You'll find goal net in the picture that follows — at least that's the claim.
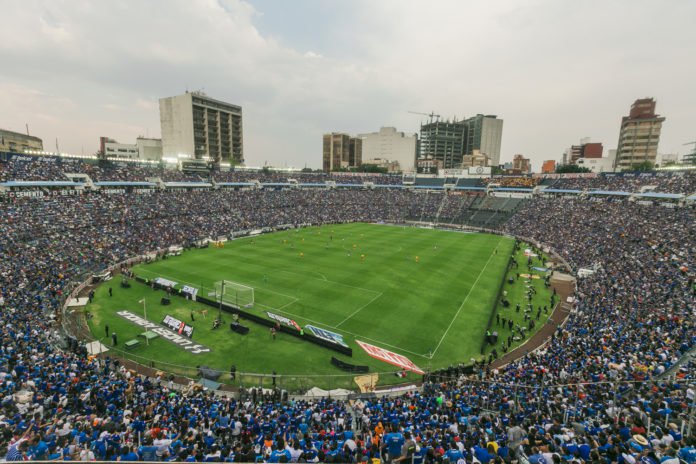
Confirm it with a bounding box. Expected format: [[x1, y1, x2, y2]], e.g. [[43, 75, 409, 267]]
[[213, 280, 255, 308]]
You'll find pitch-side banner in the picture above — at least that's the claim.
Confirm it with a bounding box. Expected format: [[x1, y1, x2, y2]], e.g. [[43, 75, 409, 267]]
[[305, 325, 349, 348], [356, 340, 424, 375], [266, 312, 301, 331]]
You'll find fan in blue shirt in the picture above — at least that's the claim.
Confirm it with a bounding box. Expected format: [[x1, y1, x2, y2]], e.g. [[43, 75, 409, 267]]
[[384, 429, 405, 461], [445, 442, 464, 463]]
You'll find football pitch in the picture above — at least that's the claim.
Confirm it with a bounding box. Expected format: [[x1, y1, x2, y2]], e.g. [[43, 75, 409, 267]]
[[86, 223, 552, 389]]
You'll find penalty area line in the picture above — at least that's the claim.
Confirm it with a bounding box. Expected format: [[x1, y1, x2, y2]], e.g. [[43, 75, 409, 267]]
[[335, 292, 384, 328], [428, 237, 504, 359]]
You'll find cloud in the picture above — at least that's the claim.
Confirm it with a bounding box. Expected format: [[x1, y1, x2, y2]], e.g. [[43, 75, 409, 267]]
[[0, 0, 694, 169]]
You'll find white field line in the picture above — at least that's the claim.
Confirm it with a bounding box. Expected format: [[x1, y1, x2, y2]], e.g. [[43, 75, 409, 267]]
[[271, 268, 381, 295], [335, 292, 384, 328], [428, 237, 504, 358], [224, 260, 378, 296]]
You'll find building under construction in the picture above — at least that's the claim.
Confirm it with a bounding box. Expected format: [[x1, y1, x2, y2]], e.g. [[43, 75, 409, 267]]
[[419, 119, 467, 169]]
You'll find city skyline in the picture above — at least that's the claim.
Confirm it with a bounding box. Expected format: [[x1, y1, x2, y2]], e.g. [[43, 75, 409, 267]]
[[0, 0, 694, 170]]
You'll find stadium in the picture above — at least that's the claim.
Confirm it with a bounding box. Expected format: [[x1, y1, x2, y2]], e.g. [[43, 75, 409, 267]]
[[0, 153, 694, 462]]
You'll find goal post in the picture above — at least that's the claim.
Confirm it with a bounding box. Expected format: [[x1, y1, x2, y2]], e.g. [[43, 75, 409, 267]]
[[214, 280, 255, 308]]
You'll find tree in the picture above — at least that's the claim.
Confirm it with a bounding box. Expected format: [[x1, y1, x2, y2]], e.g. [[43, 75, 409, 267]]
[[556, 164, 591, 174], [628, 161, 654, 172], [357, 164, 388, 173]]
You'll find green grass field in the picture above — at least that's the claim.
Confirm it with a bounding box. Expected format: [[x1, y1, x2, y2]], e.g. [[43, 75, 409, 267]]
[[86, 223, 552, 390]]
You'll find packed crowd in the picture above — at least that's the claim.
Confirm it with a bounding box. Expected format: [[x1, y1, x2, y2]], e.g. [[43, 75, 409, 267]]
[[0, 157, 403, 185], [0, 186, 694, 462], [212, 171, 403, 185], [3, 155, 696, 194], [546, 173, 696, 194], [67, 163, 204, 183], [483, 178, 539, 188], [0, 156, 70, 182]]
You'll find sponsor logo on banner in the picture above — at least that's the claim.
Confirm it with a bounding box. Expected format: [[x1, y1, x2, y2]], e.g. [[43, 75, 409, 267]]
[[116, 311, 209, 354], [266, 312, 301, 331], [162, 314, 195, 338], [305, 325, 349, 348], [154, 277, 177, 288], [181, 285, 198, 299], [356, 340, 424, 375]]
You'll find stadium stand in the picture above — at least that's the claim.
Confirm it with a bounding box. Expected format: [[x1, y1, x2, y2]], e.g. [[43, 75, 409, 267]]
[[0, 155, 694, 462], [546, 172, 696, 195], [414, 177, 445, 188], [456, 178, 486, 188]]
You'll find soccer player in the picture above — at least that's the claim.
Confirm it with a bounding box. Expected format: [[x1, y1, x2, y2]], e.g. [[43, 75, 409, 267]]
[[415, 256, 420, 263], [361, 254, 365, 262]]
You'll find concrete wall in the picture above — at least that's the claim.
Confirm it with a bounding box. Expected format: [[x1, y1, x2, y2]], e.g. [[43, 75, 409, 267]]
[[159, 94, 195, 158], [480, 117, 503, 166]]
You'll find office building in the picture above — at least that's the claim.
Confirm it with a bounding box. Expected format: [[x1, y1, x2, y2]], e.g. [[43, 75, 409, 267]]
[[100, 137, 163, 161], [322, 133, 362, 172], [358, 127, 417, 172], [461, 150, 490, 169], [575, 157, 615, 173], [464, 114, 503, 166], [419, 119, 466, 169], [565, 138, 603, 164], [615, 98, 664, 169], [541, 160, 556, 174], [512, 154, 531, 173], [159, 91, 243, 164], [0, 128, 43, 153]]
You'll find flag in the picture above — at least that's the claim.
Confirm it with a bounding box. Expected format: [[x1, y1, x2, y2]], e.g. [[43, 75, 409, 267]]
[[138, 299, 145, 303]]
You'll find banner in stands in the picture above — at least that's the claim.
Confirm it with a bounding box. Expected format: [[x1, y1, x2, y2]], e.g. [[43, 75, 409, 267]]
[[356, 340, 424, 374], [116, 311, 210, 354], [162, 314, 195, 338], [468, 166, 492, 176], [533, 172, 598, 179], [305, 325, 349, 348], [266, 312, 301, 331], [490, 191, 533, 199]]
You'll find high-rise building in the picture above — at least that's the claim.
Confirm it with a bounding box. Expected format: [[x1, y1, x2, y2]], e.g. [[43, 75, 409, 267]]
[[464, 114, 503, 166], [512, 154, 531, 173], [541, 160, 556, 174], [0, 128, 43, 153], [419, 119, 466, 169], [683, 143, 696, 166], [615, 98, 664, 170], [358, 127, 417, 172], [159, 91, 243, 164], [322, 133, 362, 172], [565, 139, 603, 164]]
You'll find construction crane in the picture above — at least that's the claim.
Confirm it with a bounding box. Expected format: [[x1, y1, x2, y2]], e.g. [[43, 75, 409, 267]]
[[408, 111, 441, 125]]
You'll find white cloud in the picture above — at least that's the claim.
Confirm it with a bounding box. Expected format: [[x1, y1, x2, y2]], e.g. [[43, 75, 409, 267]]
[[0, 0, 694, 169]]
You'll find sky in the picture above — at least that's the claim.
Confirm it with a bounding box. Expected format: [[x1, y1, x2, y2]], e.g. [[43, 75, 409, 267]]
[[0, 0, 694, 171]]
